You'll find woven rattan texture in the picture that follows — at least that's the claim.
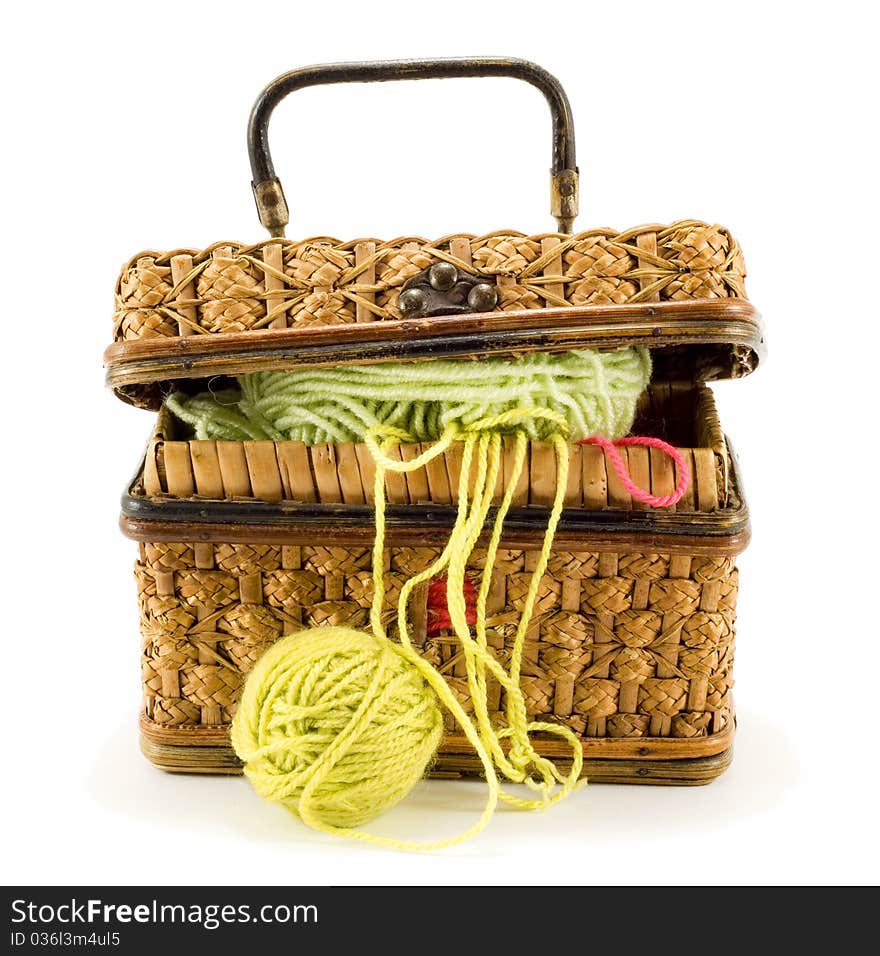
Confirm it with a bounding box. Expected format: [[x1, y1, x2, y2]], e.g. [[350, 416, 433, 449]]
[[137, 541, 736, 741], [145, 383, 728, 511], [114, 222, 746, 340]]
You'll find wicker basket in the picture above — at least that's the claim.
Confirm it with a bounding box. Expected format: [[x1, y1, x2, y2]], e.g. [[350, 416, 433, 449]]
[[107, 59, 763, 786]]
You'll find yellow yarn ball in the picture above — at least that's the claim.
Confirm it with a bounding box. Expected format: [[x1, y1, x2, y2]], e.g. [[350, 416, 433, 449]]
[[231, 627, 443, 830]]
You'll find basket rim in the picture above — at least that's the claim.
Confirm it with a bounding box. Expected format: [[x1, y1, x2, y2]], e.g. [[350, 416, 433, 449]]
[[105, 299, 764, 410], [122, 439, 750, 552], [139, 714, 735, 763]]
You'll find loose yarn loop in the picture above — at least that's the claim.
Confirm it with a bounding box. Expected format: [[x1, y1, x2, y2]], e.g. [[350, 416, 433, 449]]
[[165, 347, 652, 444], [580, 435, 690, 508]]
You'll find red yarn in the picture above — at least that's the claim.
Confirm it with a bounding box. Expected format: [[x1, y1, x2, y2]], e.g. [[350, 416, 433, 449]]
[[578, 435, 690, 508], [426, 576, 478, 635]]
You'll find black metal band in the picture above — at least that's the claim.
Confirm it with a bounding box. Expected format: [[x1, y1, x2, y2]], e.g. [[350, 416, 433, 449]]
[[121, 493, 749, 539], [248, 57, 577, 183]]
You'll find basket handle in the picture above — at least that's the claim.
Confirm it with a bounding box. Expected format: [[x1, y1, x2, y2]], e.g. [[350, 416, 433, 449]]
[[248, 57, 579, 238]]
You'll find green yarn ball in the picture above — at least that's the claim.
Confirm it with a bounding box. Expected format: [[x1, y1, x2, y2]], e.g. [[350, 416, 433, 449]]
[[166, 347, 652, 445], [231, 627, 443, 831]]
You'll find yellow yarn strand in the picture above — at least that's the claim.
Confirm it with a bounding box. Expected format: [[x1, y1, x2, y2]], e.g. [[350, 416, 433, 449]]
[[370, 408, 584, 844], [231, 406, 586, 850]]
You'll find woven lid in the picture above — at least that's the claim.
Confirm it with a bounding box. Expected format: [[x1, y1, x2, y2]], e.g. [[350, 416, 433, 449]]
[[104, 224, 763, 410], [105, 60, 763, 408]]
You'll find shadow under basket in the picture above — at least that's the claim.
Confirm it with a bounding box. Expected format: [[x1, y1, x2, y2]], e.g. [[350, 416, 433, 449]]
[[123, 380, 745, 784]]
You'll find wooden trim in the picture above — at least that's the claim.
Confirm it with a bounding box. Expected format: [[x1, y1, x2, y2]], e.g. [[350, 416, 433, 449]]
[[108, 299, 760, 362], [140, 738, 733, 785], [106, 299, 764, 407], [431, 748, 733, 785], [442, 726, 732, 761], [139, 718, 734, 783], [141, 715, 732, 759]]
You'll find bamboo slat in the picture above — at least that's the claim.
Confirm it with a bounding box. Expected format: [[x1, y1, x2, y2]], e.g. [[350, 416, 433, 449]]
[[144, 384, 729, 510]]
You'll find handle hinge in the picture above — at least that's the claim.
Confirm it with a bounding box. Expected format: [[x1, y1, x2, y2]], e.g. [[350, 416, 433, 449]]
[[252, 178, 289, 238], [551, 169, 579, 234]]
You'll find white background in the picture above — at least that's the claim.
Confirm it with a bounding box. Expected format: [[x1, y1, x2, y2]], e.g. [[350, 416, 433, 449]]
[[1, 0, 878, 886]]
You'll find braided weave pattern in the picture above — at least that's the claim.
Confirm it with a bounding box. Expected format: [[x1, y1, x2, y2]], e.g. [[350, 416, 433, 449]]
[[113, 222, 746, 340], [137, 542, 736, 741]]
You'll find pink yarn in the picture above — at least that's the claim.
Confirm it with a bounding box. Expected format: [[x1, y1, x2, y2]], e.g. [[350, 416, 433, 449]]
[[578, 435, 690, 508]]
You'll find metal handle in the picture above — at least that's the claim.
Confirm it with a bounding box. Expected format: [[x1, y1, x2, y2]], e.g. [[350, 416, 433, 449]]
[[248, 57, 579, 237]]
